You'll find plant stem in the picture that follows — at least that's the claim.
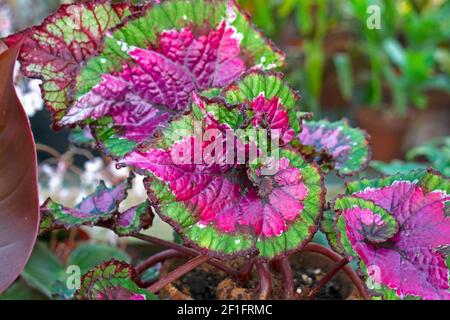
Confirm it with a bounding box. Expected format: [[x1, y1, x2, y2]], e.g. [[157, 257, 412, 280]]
[[303, 243, 370, 300], [237, 260, 254, 284], [132, 233, 240, 277], [49, 230, 57, 252], [278, 257, 295, 299], [304, 257, 349, 300], [255, 261, 272, 300], [136, 249, 186, 275], [132, 233, 192, 254], [147, 254, 211, 294]]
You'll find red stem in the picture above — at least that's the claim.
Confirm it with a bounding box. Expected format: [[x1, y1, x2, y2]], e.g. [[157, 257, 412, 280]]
[[237, 260, 254, 284], [136, 249, 186, 275], [255, 261, 272, 300], [148, 255, 211, 294], [305, 257, 349, 299], [303, 243, 370, 300], [132, 233, 240, 277], [278, 257, 295, 299]]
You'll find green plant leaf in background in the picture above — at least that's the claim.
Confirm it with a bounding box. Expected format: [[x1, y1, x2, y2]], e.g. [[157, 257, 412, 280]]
[[334, 53, 354, 101], [0, 279, 46, 300], [12, 242, 131, 300], [370, 159, 427, 175], [67, 243, 131, 275], [406, 137, 450, 177], [20, 242, 66, 299], [371, 136, 450, 177]]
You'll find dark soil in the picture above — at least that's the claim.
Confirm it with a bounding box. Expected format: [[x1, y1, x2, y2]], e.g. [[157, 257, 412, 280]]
[[175, 267, 224, 300], [164, 256, 351, 300], [293, 267, 343, 300]]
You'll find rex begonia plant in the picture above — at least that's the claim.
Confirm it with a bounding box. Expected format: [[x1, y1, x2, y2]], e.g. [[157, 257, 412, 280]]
[[0, 0, 448, 300]]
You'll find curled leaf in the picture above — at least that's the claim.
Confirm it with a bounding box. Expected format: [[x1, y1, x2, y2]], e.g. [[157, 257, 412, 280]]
[[0, 43, 39, 293], [74, 260, 156, 300], [334, 169, 450, 300], [40, 178, 132, 233], [222, 71, 303, 139], [334, 196, 399, 244], [114, 200, 154, 236], [298, 119, 370, 176], [319, 210, 342, 254]]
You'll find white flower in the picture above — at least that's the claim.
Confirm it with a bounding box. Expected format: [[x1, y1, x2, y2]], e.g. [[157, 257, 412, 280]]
[[0, 5, 11, 37], [13, 62, 44, 117], [108, 161, 129, 179]]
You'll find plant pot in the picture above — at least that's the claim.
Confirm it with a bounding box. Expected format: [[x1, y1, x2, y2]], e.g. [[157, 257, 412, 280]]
[[324, 29, 353, 56], [289, 251, 360, 300], [356, 108, 409, 162], [158, 258, 283, 300], [403, 90, 450, 150]]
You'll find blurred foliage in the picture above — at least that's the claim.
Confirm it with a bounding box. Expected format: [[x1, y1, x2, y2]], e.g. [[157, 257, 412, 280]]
[[240, 0, 450, 117], [406, 136, 450, 176], [371, 159, 427, 175], [1, 241, 131, 300], [371, 136, 450, 176], [346, 0, 450, 116]]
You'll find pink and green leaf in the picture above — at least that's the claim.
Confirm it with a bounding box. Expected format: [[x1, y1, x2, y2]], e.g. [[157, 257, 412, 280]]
[[40, 178, 131, 233], [298, 119, 370, 176], [74, 260, 157, 300], [75, 0, 284, 98], [320, 210, 343, 254], [119, 106, 324, 260], [222, 71, 302, 138], [3, 1, 133, 122], [334, 196, 399, 244], [334, 169, 450, 300], [114, 200, 154, 236], [66, 0, 284, 158]]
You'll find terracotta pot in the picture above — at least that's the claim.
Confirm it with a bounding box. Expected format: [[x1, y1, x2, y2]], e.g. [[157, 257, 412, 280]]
[[324, 29, 353, 56], [426, 89, 450, 108], [356, 108, 409, 162]]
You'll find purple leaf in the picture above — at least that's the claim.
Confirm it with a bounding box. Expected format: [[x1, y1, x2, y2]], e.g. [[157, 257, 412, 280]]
[[60, 20, 246, 143], [64, 0, 284, 158], [0, 43, 40, 293], [298, 120, 370, 176], [334, 170, 450, 299], [222, 71, 303, 137], [115, 200, 154, 236], [40, 178, 132, 233]]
